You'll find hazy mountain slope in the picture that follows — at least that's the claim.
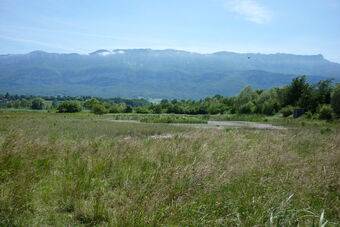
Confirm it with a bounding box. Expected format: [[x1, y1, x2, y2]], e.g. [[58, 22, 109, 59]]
[[0, 49, 339, 99]]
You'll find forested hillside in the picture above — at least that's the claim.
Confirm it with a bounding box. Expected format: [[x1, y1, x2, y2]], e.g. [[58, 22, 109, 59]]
[[1, 49, 339, 99]]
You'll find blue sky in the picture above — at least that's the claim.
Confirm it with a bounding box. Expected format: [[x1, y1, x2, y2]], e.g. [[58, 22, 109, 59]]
[[1, 0, 340, 62]]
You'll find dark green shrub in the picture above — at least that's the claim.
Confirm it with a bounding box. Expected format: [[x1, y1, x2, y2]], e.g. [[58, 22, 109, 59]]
[[320, 127, 332, 134], [31, 98, 44, 110], [109, 105, 121, 113], [92, 104, 108, 115], [318, 104, 334, 120], [57, 102, 82, 113], [135, 107, 149, 114], [304, 111, 313, 119], [280, 105, 294, 117], [83, 98, 100, 109], [261, 101, 277, 115], [239, 102, 255, 114], [312, 113, 320, 120], [148, 104, 162, 114], [331, 83, 340, 115], [124, 105, 133, 113]]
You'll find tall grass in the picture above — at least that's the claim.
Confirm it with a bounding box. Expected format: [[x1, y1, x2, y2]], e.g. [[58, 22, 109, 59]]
[[108, 113, 208, 124], [0, 112, 339, 226], [209, 114, 268, 122]]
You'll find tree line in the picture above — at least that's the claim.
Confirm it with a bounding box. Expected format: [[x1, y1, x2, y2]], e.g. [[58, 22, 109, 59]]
[[0, 94, 149, 109], [1, 76, 340, 119]]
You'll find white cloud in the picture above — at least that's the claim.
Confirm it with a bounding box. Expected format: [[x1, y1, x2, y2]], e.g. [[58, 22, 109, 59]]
[[224, 0, 272, 24], [99, 50, 125, 56]]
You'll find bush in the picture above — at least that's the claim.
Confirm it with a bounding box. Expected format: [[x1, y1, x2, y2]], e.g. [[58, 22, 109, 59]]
[[57, 102, 82, 113], [83, 98, 100, 109], [238, 102, 256, 114], [312, 113, 319, 120], [318, 104, 334, 120], [124, 105, 133, 113], [109, 105, 121, 113], [320, 127, 332, 134], [261, 102, 276, 115], [304, 111, 313, 119], [135, 107, 149, 114], [280, 105, 294, 117], [31, 98, 44, 110], [92, 104, 108, 114], [331, 83, 340, 115]]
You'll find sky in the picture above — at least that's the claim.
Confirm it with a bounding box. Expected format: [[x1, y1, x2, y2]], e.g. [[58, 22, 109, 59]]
[[1, 0, 340, 62]]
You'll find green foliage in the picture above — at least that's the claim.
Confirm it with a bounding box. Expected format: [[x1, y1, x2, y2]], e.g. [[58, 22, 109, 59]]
[[83, 98, 100, 109], [331, 83, 340, 115], [259, 100, 280, 115], [320, 127, 332, 134], [124, 105, 133, 113], [135, 107, 150, 114], [284, 75, 309, 106], [209, 114, 266, 122], [148, 104, 162, 114], [57, 102, 82, 113], [239, 101, 256, 114], [31, 98, 44, 110], [304, 111, 313, 119], [0, 76, 338, 119], [91, 103, 108, 115], [280, 105, 294, 117], [51, 100, 60, 109], [108, 105, 122, 113], [318, 104, 334, 120], [234, 86, 258, 112]]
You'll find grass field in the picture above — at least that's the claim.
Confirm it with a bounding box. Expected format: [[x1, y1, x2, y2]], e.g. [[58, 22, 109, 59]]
[[0, 112, 339, 226], [108, 113, 208, 124]]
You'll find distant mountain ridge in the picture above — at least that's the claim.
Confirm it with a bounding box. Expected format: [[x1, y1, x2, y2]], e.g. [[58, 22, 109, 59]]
[[0, 49, 339, 99]]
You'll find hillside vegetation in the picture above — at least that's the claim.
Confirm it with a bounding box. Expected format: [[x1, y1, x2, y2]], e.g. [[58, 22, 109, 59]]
[[1, 49, 340, 98]]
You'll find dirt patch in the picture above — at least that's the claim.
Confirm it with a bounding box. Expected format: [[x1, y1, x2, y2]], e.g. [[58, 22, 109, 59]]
[[107, 119, 286, 130], [206, 121, 286, 130], [149, 134, 174, 139]]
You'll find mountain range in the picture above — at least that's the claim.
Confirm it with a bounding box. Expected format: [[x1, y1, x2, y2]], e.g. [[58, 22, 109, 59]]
[[1, 49, 340, 99]]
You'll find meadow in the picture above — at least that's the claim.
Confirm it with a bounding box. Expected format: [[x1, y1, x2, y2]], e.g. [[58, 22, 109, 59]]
[[0, 112, 339, 226]]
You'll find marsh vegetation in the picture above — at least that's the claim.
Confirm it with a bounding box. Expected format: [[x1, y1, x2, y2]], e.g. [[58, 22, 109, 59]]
[[0, 112, 339, 226]]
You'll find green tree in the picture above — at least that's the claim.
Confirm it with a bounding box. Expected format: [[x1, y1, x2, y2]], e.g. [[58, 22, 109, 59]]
[[318, 104, 334, 120], [234, 86, 258, 113], [315, 79, 333, 104], [124, 105, 133, 113], [149, 104, 162, 114], [160, 99, 169, 104], [20, 100, 31, 109], [109, 105, 121, 113], [239, 101, 256, 114], [83, 98, 100, 109], [57, 102, 82, 113], [331, 83, 340, 115], [31, 98, 44, 110], [135, 107, 149, 114], [51, 100, 60, 109], [280, 105, 294, 117], [284, 76, 309, 106], [92, 103, 108, 114]]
